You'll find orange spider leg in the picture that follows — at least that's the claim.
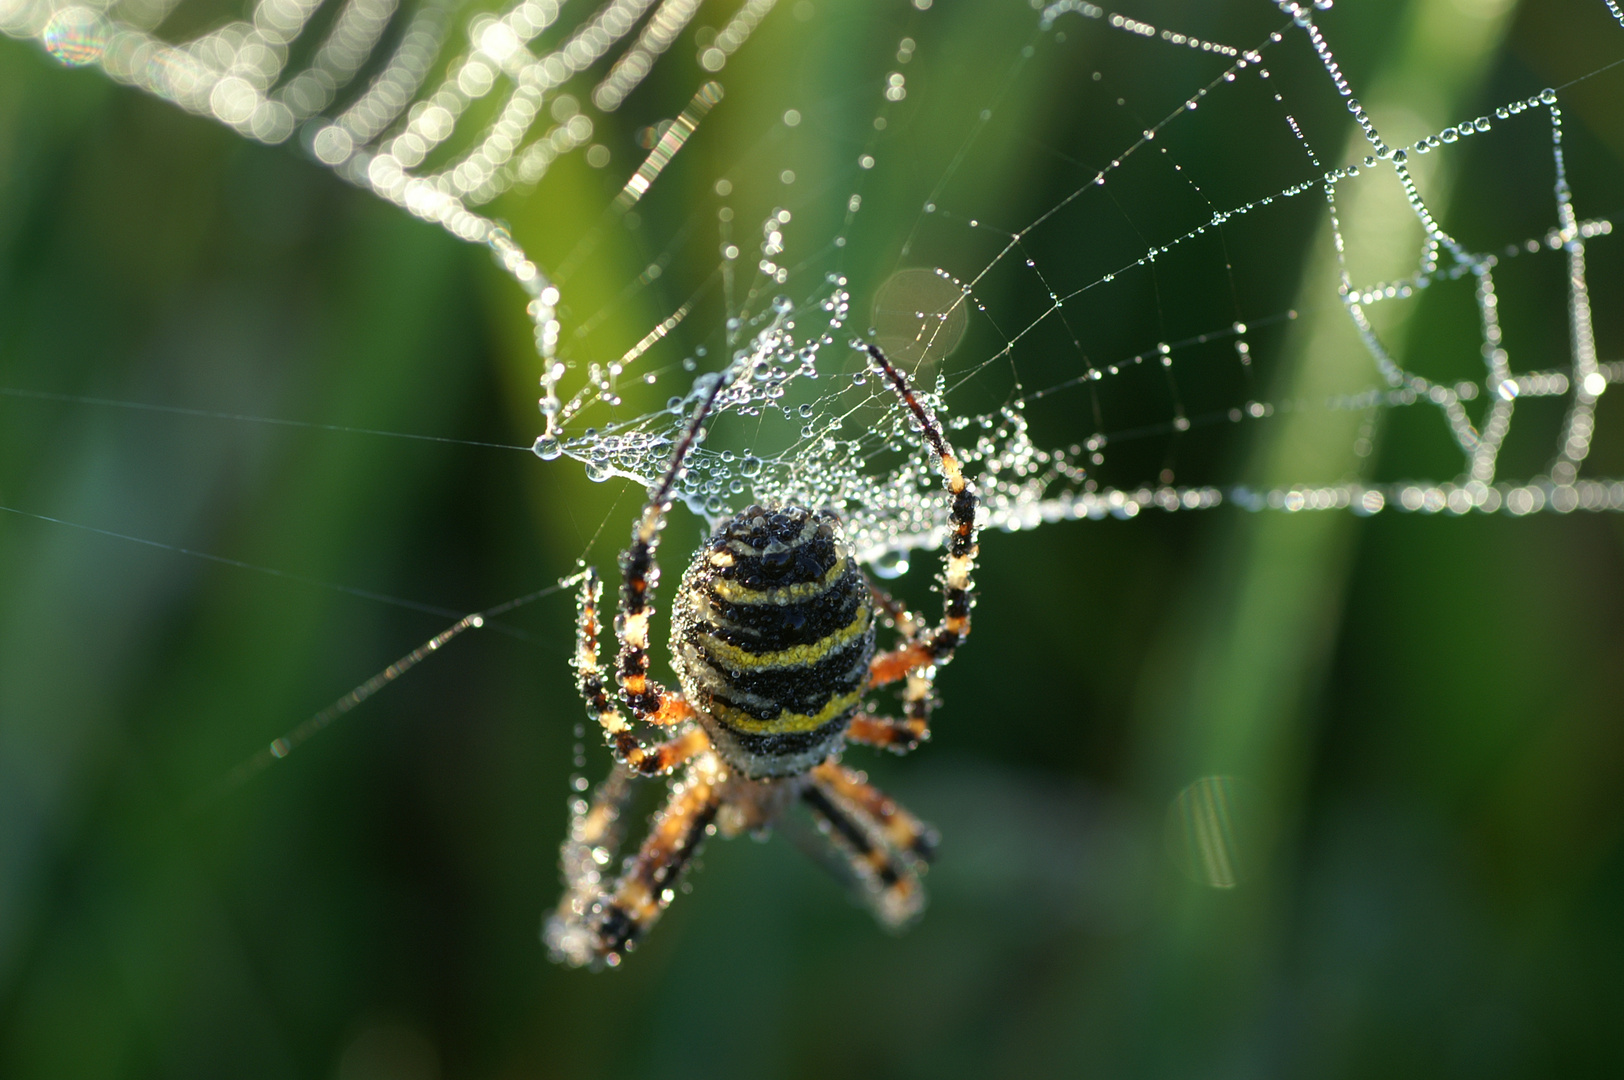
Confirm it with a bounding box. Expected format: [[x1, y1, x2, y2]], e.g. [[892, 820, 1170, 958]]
[[812, 760, 938, 860], [855, 577, 933, 751], [866, 574, 925, 639], [802, 762, 934, 928], [861, 344, 980, 697], [575, 568, 700, 774], [846, 711, 930, 755], [544, 764, 634, 965], [547, 756, 723, 968]]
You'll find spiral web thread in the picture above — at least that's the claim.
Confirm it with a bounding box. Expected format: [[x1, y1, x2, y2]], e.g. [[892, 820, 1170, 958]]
[[6, 0, 1624, 569]]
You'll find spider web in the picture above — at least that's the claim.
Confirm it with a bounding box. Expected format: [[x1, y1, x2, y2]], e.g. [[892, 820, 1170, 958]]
[[506, 0, 1624, 560], [2, 2, 1622, 1056], [5, 0, 1622, 580]]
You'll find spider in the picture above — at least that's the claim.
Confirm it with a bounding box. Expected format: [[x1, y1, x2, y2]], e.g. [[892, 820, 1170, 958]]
[[543, 343, 979, 968]]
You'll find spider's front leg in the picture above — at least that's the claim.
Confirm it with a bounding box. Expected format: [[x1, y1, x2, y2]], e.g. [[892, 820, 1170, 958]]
[[548, 755, 724, 968], [861, 343, 981, 724], [575, 567, 703, 775], [612, 501, 696, 725]]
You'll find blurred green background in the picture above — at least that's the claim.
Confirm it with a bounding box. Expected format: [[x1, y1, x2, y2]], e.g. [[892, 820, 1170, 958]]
[[3, 0, 1624, 1076]]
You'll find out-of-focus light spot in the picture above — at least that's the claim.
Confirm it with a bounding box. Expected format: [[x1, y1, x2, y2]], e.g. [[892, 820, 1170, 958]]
[[478, 21, 520, 63], [250, 101, 294, 143], [1167, 775, 1247, 889], [210, 76, 259, 125], [313, 125, 355, 164], [457, 59, 495, 97], [871, 267, 970, 380], [43, 7, 107, 67], [336, 1024, 439, 1080], [585, 144, 610, 168], [1451, 0, 1515, 17]]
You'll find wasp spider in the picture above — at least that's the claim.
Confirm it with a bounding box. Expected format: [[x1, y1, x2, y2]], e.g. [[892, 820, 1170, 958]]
[[544, 344, 979, 968]]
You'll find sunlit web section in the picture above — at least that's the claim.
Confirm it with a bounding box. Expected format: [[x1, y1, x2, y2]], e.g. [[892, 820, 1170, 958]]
[[8, 0, 1624, 546], [518, 0, 1624, 556], [3, 0, 764, 405]]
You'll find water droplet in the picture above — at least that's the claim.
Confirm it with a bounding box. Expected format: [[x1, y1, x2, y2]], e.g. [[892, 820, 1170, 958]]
[[871, 549, 910, 579]]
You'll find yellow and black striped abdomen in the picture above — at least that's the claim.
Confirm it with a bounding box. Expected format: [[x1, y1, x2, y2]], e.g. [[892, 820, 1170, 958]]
[[672, 505, 873, 779]]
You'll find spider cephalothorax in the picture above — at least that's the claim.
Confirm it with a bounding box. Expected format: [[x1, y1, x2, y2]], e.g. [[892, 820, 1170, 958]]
[[544, 344, 978, 969]]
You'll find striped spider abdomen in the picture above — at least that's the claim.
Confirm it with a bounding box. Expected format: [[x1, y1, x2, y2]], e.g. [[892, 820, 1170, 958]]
[[671, 505, 875, 779]]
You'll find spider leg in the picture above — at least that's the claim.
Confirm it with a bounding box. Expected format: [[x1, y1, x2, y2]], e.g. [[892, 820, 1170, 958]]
[[612, 505, 683, 720], [546, 755, 724, 968], [611, 362, 740, 724], [846, 711, 930, 755], [865, 575, 925, 642], [855, 575, 937, 751], [813, 760, 937, 861], [801, 760, 934, 928], [863, 343, 980, 680], [575, 567, 700, 774], [544, 763, 635, 965]]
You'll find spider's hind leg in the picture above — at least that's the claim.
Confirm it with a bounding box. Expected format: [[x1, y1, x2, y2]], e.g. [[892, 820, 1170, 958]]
[[801, 760, 937, 929], [546, 756, 724, 969], [545, 763, 636, 965]]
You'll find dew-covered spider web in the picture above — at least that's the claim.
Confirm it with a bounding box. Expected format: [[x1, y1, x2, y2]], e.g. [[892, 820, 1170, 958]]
[[5, 0, 1624, 574]]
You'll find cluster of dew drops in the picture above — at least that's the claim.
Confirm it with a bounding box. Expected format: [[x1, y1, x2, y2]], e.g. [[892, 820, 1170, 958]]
[[523, 248, 1099, 569]]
